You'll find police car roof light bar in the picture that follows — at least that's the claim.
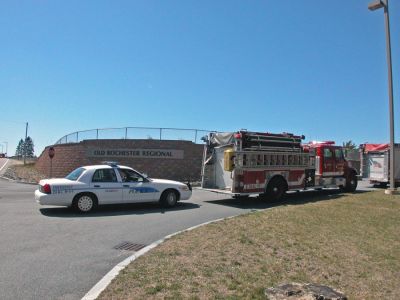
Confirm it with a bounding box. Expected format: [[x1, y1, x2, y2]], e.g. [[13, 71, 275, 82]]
[[102, 161, 119, 167]]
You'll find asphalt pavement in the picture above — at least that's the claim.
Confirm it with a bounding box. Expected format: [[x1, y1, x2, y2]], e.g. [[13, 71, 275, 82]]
[[0, 158, 10, 175], [0, 178, 377, 300]]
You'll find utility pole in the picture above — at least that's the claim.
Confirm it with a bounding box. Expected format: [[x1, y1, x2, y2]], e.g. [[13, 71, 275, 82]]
[[23, 122, 28, 165], [2, 142, 8, 157]]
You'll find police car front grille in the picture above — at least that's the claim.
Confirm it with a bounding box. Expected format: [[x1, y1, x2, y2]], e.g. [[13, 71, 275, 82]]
[[113, 241, 147, 252]]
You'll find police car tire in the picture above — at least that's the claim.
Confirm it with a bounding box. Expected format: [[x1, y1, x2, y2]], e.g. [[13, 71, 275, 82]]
[[160, 189, 178, 208], [73, 193, 97, 213]]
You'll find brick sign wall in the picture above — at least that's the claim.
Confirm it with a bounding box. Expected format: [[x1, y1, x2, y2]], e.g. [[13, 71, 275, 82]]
[[35, 139, 204, 181]]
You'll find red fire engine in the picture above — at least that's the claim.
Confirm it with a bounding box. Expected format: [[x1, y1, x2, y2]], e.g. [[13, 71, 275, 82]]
[[201, 130, 358, 200]]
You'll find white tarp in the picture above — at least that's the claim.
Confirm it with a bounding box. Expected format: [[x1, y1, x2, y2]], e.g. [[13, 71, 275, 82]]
[[210, 132, 235, 147]]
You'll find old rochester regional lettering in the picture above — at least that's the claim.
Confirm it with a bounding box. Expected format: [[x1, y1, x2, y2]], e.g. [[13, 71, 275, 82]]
[[87, 148, 184, 159]]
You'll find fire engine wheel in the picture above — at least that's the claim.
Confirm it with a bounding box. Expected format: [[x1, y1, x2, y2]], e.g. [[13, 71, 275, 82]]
[[264, 177, 287, 202], [344, 173, 358, 192]]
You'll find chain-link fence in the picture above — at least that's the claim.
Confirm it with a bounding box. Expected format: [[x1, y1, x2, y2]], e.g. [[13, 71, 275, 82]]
[[55, 127, 214, 145]]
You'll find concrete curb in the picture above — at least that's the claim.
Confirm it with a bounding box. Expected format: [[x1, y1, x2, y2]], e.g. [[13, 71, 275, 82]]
[[81, 214, 242, 300]]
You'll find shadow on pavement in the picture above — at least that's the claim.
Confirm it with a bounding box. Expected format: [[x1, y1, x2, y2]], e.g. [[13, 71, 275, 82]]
[[205, 189, 371, 210], [40, 201, 200, 218]]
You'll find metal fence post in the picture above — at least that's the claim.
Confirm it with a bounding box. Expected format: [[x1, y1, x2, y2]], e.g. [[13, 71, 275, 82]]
[[194, 130, 198, 144], [159, 128, 162, 140], [76, 132, 79, 143], [96, 129, 99, 140], [125, 127, 128, 139]]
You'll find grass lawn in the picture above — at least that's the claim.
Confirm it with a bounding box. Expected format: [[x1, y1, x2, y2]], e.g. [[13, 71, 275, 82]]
[[99, 190, 400, 300]]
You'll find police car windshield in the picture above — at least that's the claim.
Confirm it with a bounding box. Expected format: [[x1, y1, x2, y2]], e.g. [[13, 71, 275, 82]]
[[65, 167, 86, 181]]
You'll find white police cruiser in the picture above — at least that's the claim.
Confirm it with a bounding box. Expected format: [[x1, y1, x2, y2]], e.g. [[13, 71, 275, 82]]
[[35, 162, 192, 212]]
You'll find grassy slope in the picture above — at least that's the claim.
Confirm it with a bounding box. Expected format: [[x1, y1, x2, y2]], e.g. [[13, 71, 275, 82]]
[[4, 162, 46, 183], [99, 191, 400, 300]]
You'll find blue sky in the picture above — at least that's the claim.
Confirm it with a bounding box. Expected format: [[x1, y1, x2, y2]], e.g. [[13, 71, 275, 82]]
[[0, 1, 399, 155]]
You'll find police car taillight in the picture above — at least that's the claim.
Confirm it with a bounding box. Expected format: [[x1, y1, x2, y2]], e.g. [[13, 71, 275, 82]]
[[41, 184, 51, 194]]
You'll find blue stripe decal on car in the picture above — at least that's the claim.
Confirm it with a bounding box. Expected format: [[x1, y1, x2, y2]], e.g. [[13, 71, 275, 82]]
[[128, 187, 159, 194], [57, 187, 159, 192]]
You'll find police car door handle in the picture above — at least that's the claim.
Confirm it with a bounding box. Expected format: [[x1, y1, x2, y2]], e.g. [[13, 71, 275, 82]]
[[94, 185, 100, 188], [123, 184, 129, 188]]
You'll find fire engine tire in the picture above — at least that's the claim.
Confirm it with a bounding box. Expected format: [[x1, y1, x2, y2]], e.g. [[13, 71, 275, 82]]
[[344, 172, 358, 192], [379, 182, 388, 188], [264, 177, 287, 202]]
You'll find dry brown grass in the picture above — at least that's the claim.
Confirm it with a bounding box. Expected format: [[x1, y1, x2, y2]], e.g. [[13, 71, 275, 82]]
[[99, 191, 400, 300], [4, 163, 46, 183]]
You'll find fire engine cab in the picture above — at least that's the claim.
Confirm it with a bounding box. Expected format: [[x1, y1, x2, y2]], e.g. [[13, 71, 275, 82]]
[[201, 130, 358, 200]]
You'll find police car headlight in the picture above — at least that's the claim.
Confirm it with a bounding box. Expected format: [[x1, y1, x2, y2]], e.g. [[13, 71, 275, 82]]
[[179, 185, 189, 191]]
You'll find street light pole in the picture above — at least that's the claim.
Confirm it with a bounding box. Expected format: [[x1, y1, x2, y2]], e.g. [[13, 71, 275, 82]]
[[368, 0, 396, 194]]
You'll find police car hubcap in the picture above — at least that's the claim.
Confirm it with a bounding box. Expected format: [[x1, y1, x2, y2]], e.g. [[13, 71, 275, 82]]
[[78, 196, 93, 211], [167, 193, 176, 205]]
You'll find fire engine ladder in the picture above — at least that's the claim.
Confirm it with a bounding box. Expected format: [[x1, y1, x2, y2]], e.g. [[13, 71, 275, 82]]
[[240, 132, 302, 152], [234, 151, 312, 169]]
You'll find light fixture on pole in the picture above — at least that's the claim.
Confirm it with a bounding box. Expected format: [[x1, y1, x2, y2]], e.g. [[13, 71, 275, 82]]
[[368, 0, 397, 194], [368, 0, 385, 10]]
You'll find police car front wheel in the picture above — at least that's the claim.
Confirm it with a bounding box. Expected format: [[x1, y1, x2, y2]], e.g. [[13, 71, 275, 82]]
[[160, 190, 178, 208]]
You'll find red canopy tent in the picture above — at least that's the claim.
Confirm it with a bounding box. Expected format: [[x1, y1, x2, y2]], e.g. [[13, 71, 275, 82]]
[[362, 143, 389, 153]]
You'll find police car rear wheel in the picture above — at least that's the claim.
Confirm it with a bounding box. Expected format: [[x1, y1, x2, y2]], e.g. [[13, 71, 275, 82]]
[[74, 194, 96, 213], [160, 190, 178, 208]]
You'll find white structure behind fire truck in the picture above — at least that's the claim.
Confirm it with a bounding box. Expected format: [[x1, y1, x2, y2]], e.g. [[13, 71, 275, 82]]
[[201, 130, 358, 200], [360, 143, 400, 187]]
